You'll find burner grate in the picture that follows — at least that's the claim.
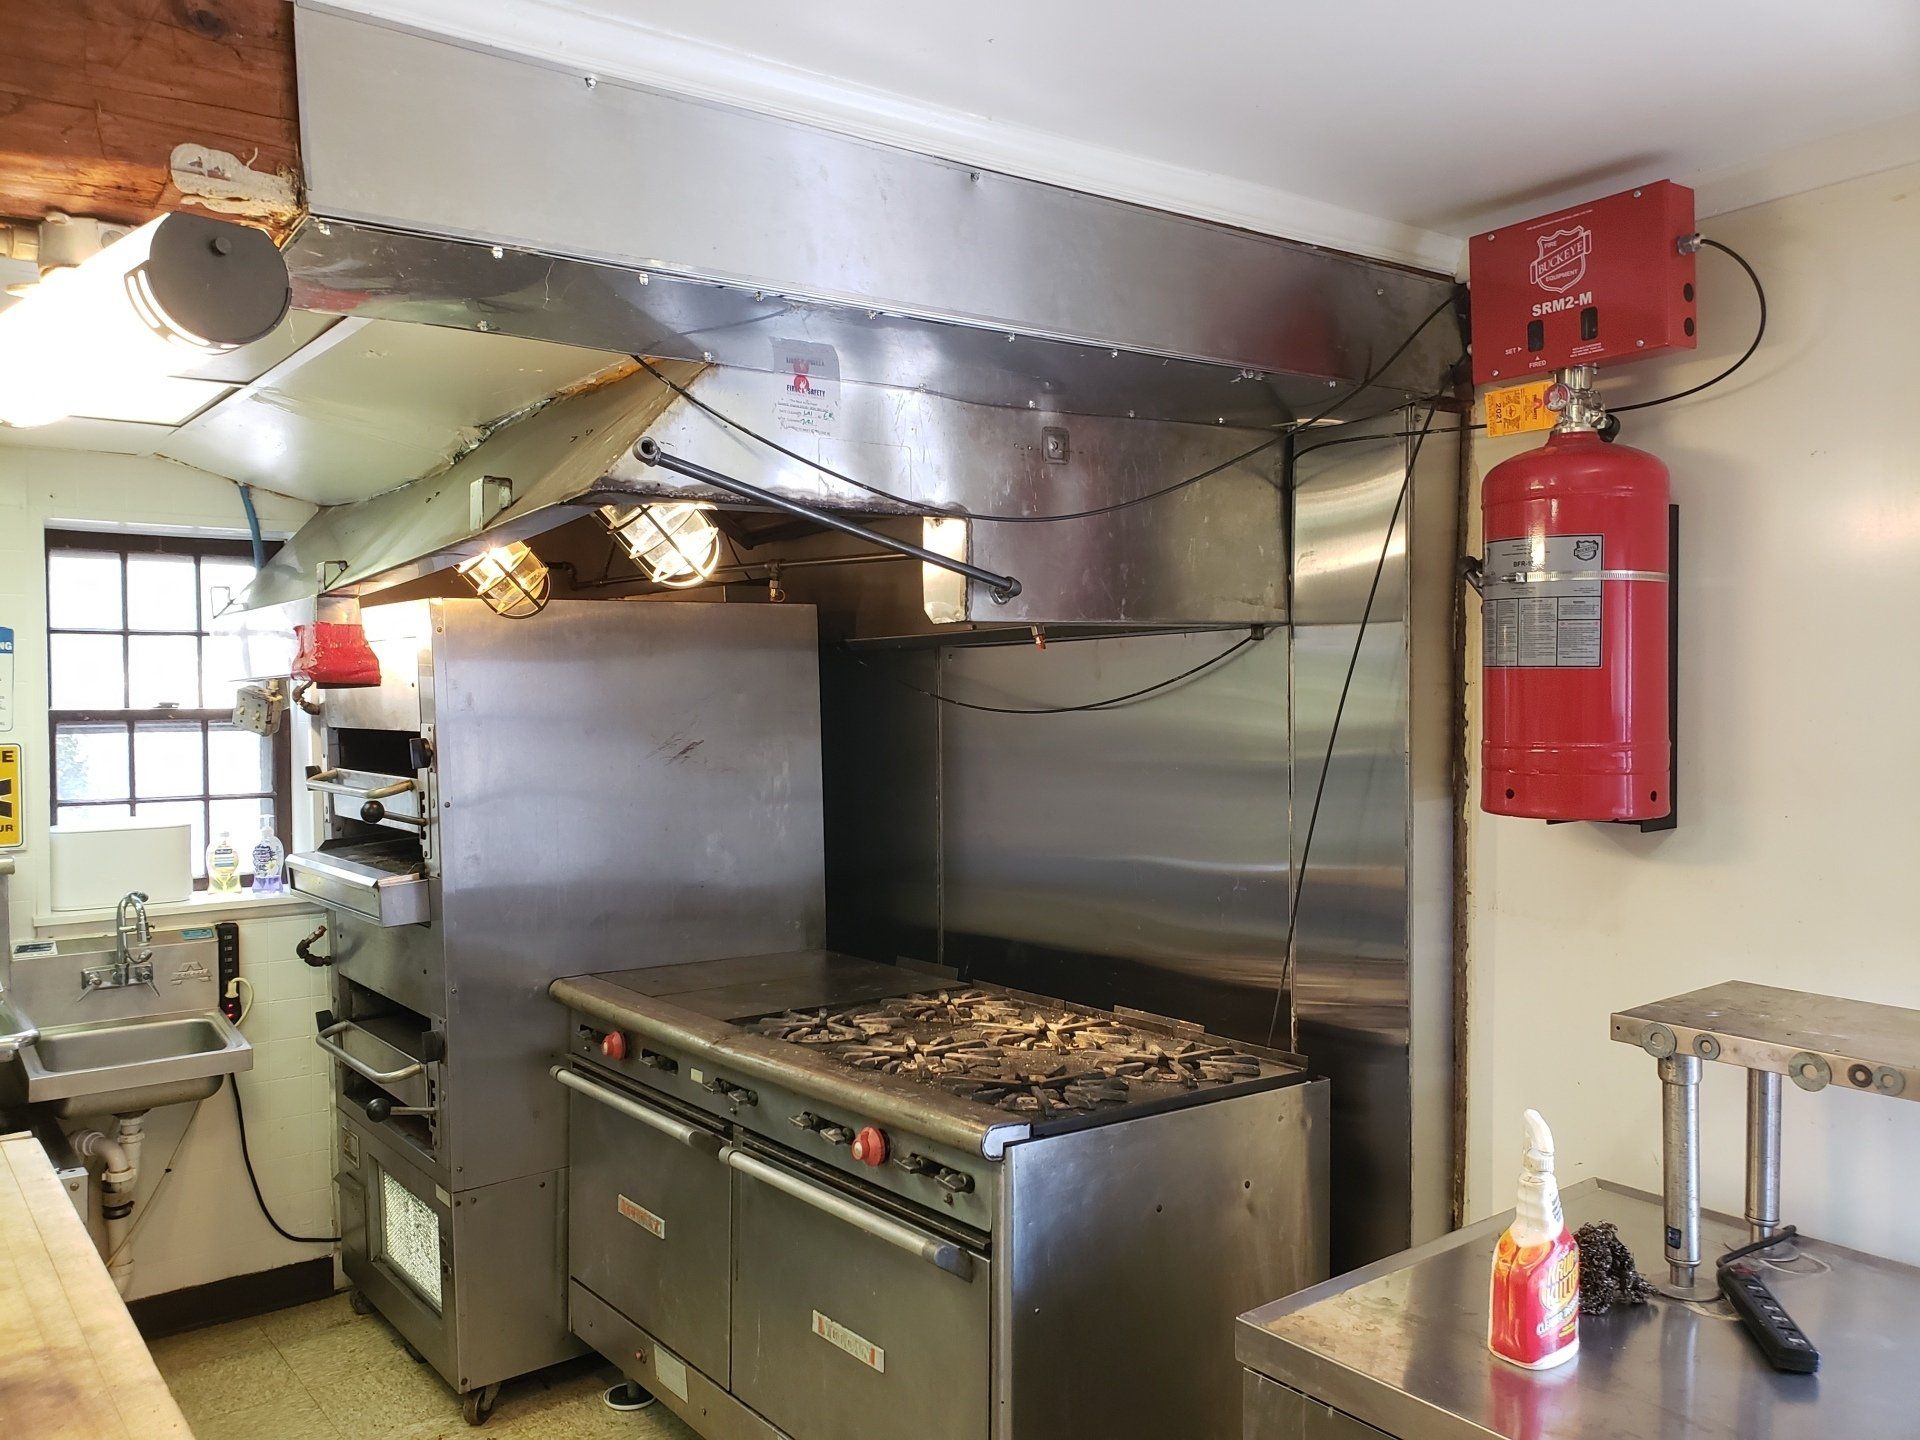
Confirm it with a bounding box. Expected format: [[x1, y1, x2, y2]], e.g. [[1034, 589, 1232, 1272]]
[[748, 987, 1274, 1117]]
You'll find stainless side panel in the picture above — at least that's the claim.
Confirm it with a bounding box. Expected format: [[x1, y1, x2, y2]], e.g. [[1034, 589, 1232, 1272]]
[[1243, 1372, 1393, 1440], [997, 1082, 1328, 1440], [433, 599, 824, 1189], [1289, 421, 1457, 1269], [933, 631, 1291, 1040], [448, 1165, 580, 1390], [567, 1084, 732, 1383], [732, 1156, 990, 1440], [291, 8, 1457, 426]]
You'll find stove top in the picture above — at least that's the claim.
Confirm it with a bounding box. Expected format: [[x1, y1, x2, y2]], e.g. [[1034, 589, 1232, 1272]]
[[751, 987, 1274, 1119]]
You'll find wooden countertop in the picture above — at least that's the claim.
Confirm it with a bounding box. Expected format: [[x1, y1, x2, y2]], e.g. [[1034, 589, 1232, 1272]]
[[0, 1133, 191, 1438]]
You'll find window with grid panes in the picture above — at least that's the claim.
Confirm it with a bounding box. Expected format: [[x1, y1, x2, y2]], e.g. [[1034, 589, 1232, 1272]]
[[46, 530, 292, 886]]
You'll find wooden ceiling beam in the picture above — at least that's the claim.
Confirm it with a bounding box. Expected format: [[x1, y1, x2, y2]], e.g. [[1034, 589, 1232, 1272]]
[[0, 0, 301, 241]]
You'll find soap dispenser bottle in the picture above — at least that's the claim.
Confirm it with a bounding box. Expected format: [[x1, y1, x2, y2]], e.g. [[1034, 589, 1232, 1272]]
[[250, 815, 285, 895], [206, 831, 242, 893]]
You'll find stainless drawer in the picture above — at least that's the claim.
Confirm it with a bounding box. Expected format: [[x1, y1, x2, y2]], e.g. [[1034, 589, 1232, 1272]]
[[730, 1144, 990, 1440], [561, 1067, 733, 1384], [289, 848, 430, 927]]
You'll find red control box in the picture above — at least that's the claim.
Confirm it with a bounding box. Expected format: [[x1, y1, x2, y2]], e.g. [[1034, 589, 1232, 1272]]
[[1469, 180, 1696, 386]]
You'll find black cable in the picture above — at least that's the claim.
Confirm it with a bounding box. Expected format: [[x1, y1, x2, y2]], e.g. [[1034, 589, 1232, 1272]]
[[1613, 237, 1765, 413], [1266, 405, 1439, 1050], [230, 1074, 340, 1245], [632, 292, 1456, 525], [851, 629, 1264, 715]]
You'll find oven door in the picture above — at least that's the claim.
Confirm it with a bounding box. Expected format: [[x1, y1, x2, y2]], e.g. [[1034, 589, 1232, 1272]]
[[728, 1140, 990, 1440], [557, 1065, 733, 1386]]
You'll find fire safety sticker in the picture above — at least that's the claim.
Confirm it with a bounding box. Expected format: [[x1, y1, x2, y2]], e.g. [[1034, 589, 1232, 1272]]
[[812, 1310, 885, 1372], [771, 338, 840, 437], [0, 743, 20, 848], [617, 1194, 666, 1239], [1482, 536, 1603, 669]]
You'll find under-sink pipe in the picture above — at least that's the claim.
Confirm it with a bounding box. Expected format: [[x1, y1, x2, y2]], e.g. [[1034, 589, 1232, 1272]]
[[74, 1115, 146, 1296]]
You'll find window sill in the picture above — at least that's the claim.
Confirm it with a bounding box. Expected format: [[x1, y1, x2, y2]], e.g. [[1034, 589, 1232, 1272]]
[[33, 889, 320, 938]]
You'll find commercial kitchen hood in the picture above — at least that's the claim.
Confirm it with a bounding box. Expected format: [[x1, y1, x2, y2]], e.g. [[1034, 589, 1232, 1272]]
[[245, 4, 1462, 627]]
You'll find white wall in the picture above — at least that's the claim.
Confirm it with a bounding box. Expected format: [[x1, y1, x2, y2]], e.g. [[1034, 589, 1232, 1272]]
[[1464, 162, 1920, 1265], [0, 447, 337, 1297]]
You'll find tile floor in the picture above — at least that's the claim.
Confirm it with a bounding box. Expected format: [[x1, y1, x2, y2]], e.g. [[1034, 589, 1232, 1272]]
[[150, 1292, 696, 1440]]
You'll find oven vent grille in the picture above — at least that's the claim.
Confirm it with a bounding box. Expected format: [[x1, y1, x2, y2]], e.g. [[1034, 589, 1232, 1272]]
[[379, 1167, 443, 1310]]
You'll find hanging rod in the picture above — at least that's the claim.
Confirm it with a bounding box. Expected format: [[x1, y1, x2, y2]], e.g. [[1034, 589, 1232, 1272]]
[[632, 437, 1022, 603]]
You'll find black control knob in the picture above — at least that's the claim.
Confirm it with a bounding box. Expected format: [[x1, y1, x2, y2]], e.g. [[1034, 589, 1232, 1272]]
[[362, 1096, 393, 1124]]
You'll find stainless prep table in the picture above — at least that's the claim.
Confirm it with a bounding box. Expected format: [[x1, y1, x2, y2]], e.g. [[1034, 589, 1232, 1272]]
[[1237, 1178, 1916, 1439]]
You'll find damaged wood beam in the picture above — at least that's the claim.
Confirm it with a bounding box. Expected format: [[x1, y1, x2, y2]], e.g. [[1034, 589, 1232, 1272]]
[[0, 0, 301, 239]]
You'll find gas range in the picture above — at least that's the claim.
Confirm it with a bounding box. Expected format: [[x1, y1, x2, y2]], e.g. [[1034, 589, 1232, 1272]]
[[551, 950, 1326, 1440], [750, 988, 1273, 1119]]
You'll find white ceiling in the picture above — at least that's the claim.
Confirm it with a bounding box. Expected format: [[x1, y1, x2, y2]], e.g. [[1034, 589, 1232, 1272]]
[[0, 314, 626, 505], [335, 0, 1920, 261]]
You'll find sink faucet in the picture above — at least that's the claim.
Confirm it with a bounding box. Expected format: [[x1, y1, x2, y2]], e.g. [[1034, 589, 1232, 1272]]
[[83, 892, 156, 994]]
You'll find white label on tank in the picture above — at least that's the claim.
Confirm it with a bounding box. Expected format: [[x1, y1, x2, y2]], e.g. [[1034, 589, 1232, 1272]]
[[617, 1194, 665, 1239], [653, 1346, 689, 1401], [1483, 534, 1604, 669], [812, 1310, 885, 1372]]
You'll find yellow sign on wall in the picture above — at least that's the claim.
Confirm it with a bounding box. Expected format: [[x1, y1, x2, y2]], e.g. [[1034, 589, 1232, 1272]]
[[1484, 380, 1558, 439], [0, 744, 18, 849]]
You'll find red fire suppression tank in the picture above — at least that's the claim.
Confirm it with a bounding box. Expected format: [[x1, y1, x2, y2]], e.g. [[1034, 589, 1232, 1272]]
[[1481, 425, 1670, 821]]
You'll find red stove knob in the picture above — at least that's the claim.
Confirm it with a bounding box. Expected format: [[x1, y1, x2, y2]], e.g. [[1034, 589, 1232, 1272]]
[[600, 1030, 628, 1061], [850, 1126, 889, 1167]]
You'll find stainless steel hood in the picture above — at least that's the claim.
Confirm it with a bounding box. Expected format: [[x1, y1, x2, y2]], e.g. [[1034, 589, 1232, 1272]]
[[287, 4, 1460, 432], [252, 4, 1463, 628], [241, 360, 1293, 628]]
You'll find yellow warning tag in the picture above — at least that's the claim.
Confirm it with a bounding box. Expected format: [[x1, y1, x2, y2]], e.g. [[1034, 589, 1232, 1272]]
[[1484, 380, 1557, 438], [0, 744, 19, 849]]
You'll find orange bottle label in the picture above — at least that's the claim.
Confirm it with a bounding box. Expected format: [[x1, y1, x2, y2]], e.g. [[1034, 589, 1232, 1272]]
[[1489, 1228, 1580, 1367]]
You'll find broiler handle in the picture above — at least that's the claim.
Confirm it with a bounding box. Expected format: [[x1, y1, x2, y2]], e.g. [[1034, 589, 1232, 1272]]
[[316, 1019, 425, 1084]]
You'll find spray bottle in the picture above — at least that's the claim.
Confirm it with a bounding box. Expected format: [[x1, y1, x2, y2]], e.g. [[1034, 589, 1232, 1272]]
[[1488, 1109, 1580, 1369]]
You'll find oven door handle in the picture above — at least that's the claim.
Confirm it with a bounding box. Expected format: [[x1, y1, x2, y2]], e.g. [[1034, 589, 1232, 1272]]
[[723, 1146, 975, 1280], [551, 1066, 725, 1158], [316, 1019, 427, 1085]]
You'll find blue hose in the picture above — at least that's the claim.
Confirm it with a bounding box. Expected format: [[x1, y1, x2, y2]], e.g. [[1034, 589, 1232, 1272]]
[[235, 483, 266, 569]]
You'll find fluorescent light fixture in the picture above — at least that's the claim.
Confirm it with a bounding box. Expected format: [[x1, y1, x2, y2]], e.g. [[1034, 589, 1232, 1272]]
[[67, 374, 234, 426], [599, 502, 721, 588], [0, 213, 289, 428], [455, 542, 551, 618]]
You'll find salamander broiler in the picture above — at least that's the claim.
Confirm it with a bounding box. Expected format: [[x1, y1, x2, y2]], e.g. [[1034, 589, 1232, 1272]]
[[288, 598, 824, 1424], [554, 950, 1328, 1440]]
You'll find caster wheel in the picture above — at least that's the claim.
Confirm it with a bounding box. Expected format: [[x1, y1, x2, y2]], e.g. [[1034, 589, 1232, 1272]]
[[462, 1384, 500, 1427], [603, 1381, 657, 1412], [347, 1289, 373, 1317]]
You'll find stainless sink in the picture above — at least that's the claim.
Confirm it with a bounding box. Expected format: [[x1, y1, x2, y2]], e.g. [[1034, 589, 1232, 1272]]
[[2, 1011, 253, 1118]]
